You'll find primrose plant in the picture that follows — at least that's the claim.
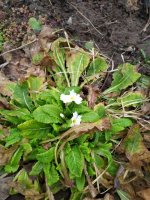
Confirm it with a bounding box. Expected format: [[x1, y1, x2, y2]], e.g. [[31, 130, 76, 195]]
[[0, 33, 145, 199]]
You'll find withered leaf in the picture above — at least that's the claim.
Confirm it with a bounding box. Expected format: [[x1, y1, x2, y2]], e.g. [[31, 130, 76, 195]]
[[122, 125, 150, 163], [0, 176, 14, 200], [86, 85, 99, 108], [0, 145, 17, 166], [60, 118, 111, 141], [137, 188, 150, 200]]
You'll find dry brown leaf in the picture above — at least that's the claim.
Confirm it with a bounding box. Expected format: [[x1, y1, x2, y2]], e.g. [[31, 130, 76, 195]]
[[0, 176, 14, 200], [122, 125, 150, 164], [60, 118, 111, 141], [39, 25, 55, 51], [137, 188, 150, 200], [0, 72, 12, 96], [103, 193, 114, 200], [0, 145, 17, 166], [10, 181, 45, 200], [141, 103, 150, 115], [86, 85, 99, 108]]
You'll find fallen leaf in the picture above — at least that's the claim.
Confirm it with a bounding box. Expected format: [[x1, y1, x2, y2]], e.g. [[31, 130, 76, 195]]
[[122, 125, 150, 163], [0, 145, 17, 166], [0, 176, 14, 200], [86, 85, 99, 108], [103, 193, 114, 200], [137, 188, 150, 200], [0, 72, 12, 96]]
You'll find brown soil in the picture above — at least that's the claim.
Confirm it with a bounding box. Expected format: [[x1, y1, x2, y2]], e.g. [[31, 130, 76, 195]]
[[1, 0, 150, 68], [0, 0, 150, 199]]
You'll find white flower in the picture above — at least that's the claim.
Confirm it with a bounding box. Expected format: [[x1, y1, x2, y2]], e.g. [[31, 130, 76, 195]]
[[60, 113, 65, 118], [60, 90, 82, 104], [71, 112, 82, 127], [60, 94, 70, 103]]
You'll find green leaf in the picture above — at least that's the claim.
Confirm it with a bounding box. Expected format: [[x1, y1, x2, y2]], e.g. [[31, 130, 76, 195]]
[[116, 189, 131, 200], [80, 144, 91, 162], [36, 147, 55, 163], [5, 147, 23, 173], [13, 83, 33, 110], [75, 173, 85, 191], [53, 42, 70, 87], [15, 169, 32, 188], [65, 145, 84, 177], [0, 108, 32, 122], [44, 164, 59, 186], [27, 76, 45, 99], [22, 143, 32, 158], [94, 143, 112, 164], [33, 105, 62, 124], [84, 41, 94, 50], [28, 17, 42, 32], [81, 111, 100, 122], [94, 104, 106, 118], [107, 161, 119, 176], [70, 189, 83, 200], [32, 53, 44, 65], [104, 63, 141, 94], [94, 154, 105, 169], [5, 129, 21, 147], [30, 161, 43, 176], [105, 118, 133, 141], [67, 49, 90, 86], [37, 89, 61, 106], [87, 57, 108, 76], [18, 120, 51, 139], [117, 92, 144, 107]]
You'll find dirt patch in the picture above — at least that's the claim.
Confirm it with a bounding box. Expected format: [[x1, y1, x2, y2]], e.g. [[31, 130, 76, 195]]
[[1, 0, 150, 67]]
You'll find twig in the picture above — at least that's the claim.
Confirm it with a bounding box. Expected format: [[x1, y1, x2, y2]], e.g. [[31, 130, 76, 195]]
[[0, 62, 9, 69], [0, 39, 38, 57], [67, 1, 103, 36]]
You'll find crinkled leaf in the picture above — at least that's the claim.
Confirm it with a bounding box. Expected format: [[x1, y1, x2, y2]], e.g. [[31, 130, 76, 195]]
[[67, 49, 90, 86], [18, 120, 51, 139], [123, 125, 149, 162], [94, 143, 112, 164], [84, 41, 94, 50], [0, 145, 17, 166], [0, 108, 32, 122], [36, 147, 55, 163], [94, 154, 105, 169], [65, 145, 84, 177], [33, 104, 62, 124], [117, 92, 144, 107], [81, 111, 100, 122], [105, 118, 133, 141], [12, 83, 33, 110], [32, 53, 44, 65], [5, 147, 23, 173], [104, 63, 141, 94], [28, 17, 42, 32], [87, 57, 108, 76], [53, 44, 70, 87], [5, 129, 22, 148], [37, 89, 61, 106], [15, 169, 32, 188], [44, 164, 59, 186], [27, 76, 45, 99], [30, 161, 43, 176], [94, 103, 106, 118], [75, 173, 85, 191]]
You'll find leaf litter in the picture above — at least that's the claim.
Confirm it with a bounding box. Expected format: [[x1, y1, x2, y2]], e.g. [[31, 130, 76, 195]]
[[0, 18, 150, 200]]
